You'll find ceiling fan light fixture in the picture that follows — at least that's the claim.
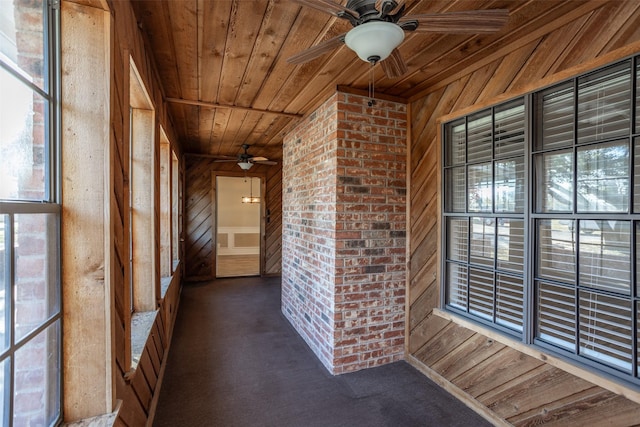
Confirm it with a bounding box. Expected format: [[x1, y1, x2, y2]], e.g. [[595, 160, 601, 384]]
[[238, 161, 253, 170], [344, 21, 404, 63]]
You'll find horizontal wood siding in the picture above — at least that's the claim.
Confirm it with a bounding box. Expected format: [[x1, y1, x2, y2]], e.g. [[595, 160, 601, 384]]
[[184, 158, 283, 280], [408, 3, 640, 426]]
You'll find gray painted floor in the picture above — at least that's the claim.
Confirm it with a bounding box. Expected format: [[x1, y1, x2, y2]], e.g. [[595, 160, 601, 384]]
[[153, 276, 492, 427]]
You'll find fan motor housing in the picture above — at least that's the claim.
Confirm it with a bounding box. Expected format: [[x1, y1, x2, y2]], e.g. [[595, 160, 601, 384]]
[[343, 0, 402, 25]]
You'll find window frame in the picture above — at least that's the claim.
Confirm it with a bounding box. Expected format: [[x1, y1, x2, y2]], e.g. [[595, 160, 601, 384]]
[[441, 98, 530, 339], [0, 0, 62, 425], [441, 55, 640, 387]]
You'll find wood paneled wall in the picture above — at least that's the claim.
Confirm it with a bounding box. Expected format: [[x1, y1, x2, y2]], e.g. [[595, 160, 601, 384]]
[[108, 0, 184, 423], [407, 2, 640, 426], [117, 271, 182, 427], [185, 157, 283, 280], [62, 0, 183, 424], [264, 164, 283, 275]]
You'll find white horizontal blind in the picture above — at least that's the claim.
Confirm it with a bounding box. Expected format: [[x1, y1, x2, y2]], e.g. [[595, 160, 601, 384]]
[[467, 110, 492, 162], [447, 263, 468, 311], [497, 219, 524, 272], [537, 281, 576, 350], [468, 164, 492, 212], [537, 219, 576, 283], [578, 220, 630, 295], [634, 138, 640, 212], [445, 119, 466, 166], [534, 60, 637, 378], [445, 168, 466, 212], [447, 218, 468, 262], [579, 291, 632, 372], [495, 158, 524, 212], [495, 101, 525, 158], [576, 141, 629, 213], [577, 63, 631, 144], [496, 273, 524, 331], [536, 82, 574, 151]]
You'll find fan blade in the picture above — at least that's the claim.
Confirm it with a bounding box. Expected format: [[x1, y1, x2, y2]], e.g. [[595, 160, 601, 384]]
[[249, 156, 269, 162], [376, 0, 400, 17], [287, 33, 346, 65], [212, 159, 238, 163], [208, 155, 237, 160], [255, 160, 278, 165], [291, 0, 359, 20], [401, 9, 509, 33], [380, 48, 407, 79]]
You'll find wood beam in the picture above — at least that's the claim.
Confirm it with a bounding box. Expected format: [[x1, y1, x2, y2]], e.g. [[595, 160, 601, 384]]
[[61, 1, 113, 419], [165, 97, 303, 118]]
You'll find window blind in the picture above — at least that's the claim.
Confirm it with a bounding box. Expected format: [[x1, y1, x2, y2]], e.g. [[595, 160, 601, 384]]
[[444, 56, 640, 384], [536, 83, 574, 151], [577, 62, 631, 144]]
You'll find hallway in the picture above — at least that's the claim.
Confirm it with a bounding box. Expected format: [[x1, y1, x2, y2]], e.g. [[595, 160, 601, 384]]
[[152, 277, 491, 427]]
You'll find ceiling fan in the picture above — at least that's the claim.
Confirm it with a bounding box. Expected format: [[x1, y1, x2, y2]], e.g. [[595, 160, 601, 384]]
[[287, 0, 509, 78], [213, 144, 277, 170]]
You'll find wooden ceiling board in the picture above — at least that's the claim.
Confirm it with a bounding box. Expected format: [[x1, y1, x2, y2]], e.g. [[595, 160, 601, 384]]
[[381, 0, 518, 94], [407, 0, 603, 100], [198, 0, 233, 103], [243, 115, 289, 152], [234, 0, 301, 109], [183, 104, 202, 149], [222, 110, 262, 153], [196, 106, 216, 153], [263, 15, 352, 112], [251, 6, 336, 112], [166, 0, 199, 101], [129, 0, 625, 156], [281, 52, 362, 113], [208, 107, 233, 154]]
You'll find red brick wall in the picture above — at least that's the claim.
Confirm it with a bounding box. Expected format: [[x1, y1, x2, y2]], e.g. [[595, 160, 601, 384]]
[[282, 93, 338, 369], [282, 90, 407, 374]]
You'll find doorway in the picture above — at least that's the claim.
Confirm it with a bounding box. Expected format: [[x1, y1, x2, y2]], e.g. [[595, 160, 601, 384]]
[[215, 176, 262, 277]]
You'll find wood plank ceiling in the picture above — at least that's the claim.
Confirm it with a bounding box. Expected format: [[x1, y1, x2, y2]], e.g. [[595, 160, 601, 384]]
[[130, 0, 596, 162]]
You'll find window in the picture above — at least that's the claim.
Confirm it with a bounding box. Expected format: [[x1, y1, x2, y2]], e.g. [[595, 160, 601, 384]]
[[128, 60, 156, 369], [443, 58, 640, 385], [171, 150, 181, 272], [158, 128, 182, 283], [0, 1, 61, 425], [444, 99, 526, 333], [160, 130, 171, 280]]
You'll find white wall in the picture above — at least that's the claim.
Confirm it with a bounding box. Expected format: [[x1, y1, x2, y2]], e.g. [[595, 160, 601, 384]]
[[217, 176, 260, 227], [216, 176, 261, 255]]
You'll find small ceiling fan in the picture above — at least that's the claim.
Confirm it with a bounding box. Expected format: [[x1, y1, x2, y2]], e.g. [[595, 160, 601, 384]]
[[287, 0, 509, 78], [213, 144, 277, 170]]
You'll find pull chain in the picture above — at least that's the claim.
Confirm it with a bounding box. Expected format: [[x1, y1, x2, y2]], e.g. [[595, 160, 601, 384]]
[[368, 59, 376, 107]]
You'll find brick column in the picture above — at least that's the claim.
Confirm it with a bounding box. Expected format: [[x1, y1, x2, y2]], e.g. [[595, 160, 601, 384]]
[[282, 90, 407, 374]]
